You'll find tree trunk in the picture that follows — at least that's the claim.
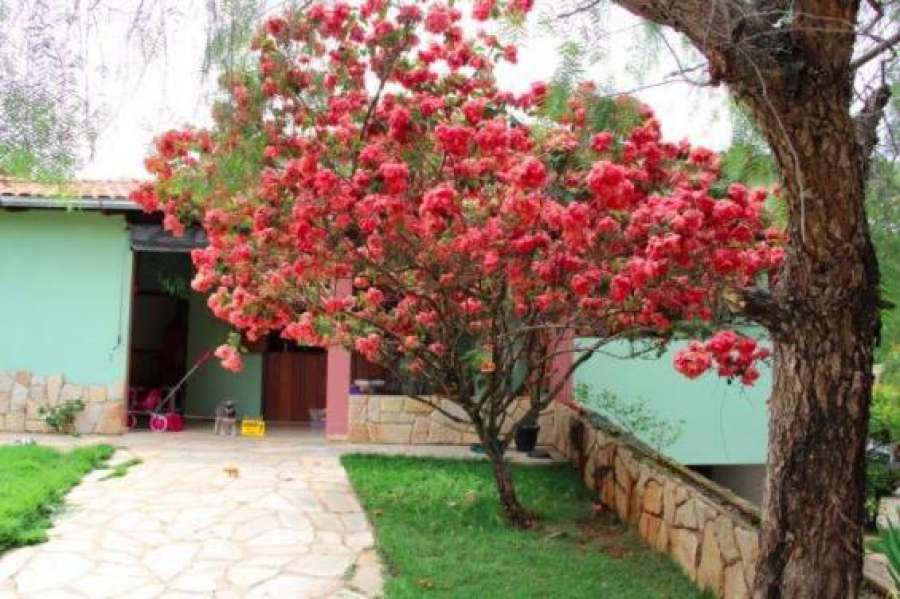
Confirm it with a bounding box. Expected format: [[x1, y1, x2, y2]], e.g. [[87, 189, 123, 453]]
[[754, 318, 875, 597], [592, 2, 883, 595], [484, 442, 535, 528], [738, 80, 881, 598]]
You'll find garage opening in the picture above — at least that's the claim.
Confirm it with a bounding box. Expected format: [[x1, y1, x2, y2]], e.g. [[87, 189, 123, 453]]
[[128, 251, 192, 428], [127, 235, 329, 433]]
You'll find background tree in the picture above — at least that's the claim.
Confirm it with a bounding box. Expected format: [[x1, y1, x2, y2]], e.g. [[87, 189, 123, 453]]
[[552, 1, 900, 596], [0, 0, 278, 180], [133, 1, 780, 527], [0, 1, 86, 179]]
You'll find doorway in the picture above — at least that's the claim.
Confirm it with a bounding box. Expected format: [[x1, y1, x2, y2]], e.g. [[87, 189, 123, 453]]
[[128, 252, 192, 423], [263, 345, 327, 423]]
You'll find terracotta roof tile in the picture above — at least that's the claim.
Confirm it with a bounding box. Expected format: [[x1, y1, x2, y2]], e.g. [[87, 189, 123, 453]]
[[0, 178, 141, 200]]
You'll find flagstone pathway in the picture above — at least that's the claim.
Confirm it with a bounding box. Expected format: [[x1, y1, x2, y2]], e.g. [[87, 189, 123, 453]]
[[0, 430, 383, 598]]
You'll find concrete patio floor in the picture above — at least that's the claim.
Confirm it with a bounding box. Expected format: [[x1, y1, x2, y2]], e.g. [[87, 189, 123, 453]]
[[0, 428, 384, 599], [0, 427, 562, 598]]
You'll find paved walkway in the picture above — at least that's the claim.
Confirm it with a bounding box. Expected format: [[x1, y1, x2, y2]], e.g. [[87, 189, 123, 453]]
[[0, 429, 386, 599]]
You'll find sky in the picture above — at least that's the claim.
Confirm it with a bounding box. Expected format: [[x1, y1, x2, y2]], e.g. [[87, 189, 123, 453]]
[[78, 1, 732, 180]]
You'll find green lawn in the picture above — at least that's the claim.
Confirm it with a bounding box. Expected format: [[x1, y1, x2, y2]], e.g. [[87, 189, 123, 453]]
[[0, 443, 113, 551], [342, 454, 711, 599]]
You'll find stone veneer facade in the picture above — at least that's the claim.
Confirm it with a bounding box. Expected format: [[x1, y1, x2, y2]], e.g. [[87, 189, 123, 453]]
[[547, 402, 889, 599], [348, 394, 556, 445], [0, 370, 125, 435]]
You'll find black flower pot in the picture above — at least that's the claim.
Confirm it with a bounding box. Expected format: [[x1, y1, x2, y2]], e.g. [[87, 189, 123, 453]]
[[515, 424, 540, 452]]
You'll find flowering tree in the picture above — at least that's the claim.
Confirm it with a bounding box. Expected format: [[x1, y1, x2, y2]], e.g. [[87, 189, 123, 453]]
[[132, 0, 781, 527]]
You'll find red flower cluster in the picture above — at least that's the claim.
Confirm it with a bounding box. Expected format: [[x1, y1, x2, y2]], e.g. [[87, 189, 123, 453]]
[[674, 331, 771, 385], [132, 0, 781, 387], [214, 344, 243, 372]]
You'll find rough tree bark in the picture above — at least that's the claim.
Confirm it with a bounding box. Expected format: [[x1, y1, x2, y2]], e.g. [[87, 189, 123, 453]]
[[743, 92, 880, 597], [486, 444, 535, 528], [601, 2, 886, 596], [474, 416, 536, 528]]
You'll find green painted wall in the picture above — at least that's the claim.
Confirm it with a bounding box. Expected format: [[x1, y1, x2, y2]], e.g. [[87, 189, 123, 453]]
[[184, 291, 262, 418], [575, 337, 770, 466], [0, 210, 132, 385]]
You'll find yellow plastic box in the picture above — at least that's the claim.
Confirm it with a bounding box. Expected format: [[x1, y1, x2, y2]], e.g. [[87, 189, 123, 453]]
[[241, 418, 266, 437]]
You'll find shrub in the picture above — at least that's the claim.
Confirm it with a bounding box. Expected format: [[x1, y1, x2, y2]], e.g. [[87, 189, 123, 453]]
[[870, 510, 900, 593], [575, 383, 684, 451], [38, 399, 85, 434], [872, 384, 900, 445], [866, 456, 900, 530]]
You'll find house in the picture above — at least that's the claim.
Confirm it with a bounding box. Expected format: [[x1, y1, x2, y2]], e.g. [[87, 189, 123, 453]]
[[0, 179, 560, 442], [0, 178, 770, 502], [0, 179, 355, 437]]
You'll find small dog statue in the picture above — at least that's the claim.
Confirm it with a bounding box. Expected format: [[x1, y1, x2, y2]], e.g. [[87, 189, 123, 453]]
[[214, 400, 238, 436]]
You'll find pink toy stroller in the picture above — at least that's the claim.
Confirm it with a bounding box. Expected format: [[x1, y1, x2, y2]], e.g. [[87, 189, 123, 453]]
[[127, 351, 212, 432]]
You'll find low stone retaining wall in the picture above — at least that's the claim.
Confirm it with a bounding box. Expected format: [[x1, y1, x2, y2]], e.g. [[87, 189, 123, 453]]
[[0, 370, 125, 434], [549, 402, 759, 597], [549, 401, 890, 598], [348, 394, 556, 445]]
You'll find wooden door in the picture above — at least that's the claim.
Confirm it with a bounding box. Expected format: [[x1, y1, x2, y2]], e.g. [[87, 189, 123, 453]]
[[263, 350, 327, 422]]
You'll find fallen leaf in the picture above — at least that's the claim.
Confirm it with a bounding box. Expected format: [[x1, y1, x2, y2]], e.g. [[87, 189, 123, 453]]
[[417, 578, 434, 589]]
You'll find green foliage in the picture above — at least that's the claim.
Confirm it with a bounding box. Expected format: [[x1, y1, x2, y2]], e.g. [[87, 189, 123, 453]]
[[0, 85, 78, 181], [342, 454, 713, 599], [711, 105, 782, 217], [872, 385, 900, 445], [866, 457, 900, 530], [871, 511, 900, 593], [202, 0, 264, 75], [552, 40, 587, 90], [158, 272, 191, 300], [867, 159, 900, 386], [0, 444, 113, 550], [168, 86, 268, 209], [539, 41, 642, 142], [574, 383, 683, 451], [38, 399, 85, 434], [624, 21, 664, 83], [718, 143, 776, 188]]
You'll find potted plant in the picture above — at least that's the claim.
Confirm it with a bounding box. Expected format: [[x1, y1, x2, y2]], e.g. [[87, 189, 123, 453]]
[[514, 415, 540, 453]]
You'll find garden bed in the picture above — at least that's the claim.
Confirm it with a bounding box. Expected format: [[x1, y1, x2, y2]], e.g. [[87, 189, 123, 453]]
[[342, 454, 712, 598]]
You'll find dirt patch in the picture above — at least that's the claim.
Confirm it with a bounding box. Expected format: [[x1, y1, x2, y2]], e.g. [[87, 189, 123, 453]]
[[575, 511, 638, 558]]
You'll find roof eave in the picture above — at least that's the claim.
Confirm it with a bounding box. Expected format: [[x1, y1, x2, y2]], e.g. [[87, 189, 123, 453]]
[[0, 196, 141, 211]]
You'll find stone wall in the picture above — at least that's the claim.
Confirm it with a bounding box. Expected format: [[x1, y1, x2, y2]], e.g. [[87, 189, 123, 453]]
[[348, 394, 556, 445], [549, 401, 890, 598], [0, 370, 125, 435]]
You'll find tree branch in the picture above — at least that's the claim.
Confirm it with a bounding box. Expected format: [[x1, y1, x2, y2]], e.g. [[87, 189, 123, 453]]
[[557, 0, 603, 20], [723, 286, 785, 332], [850, 29, 900, 71]]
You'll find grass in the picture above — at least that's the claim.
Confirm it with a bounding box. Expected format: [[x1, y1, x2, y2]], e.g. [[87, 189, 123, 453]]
[[342, 454, 712, 599], [0, 443, 113, 551], [99, 457, 142, 481]]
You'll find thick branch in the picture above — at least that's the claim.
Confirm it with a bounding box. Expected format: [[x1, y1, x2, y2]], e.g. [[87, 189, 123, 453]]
[[723, 286, 785, 333], [608, 0, 735, 60]]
